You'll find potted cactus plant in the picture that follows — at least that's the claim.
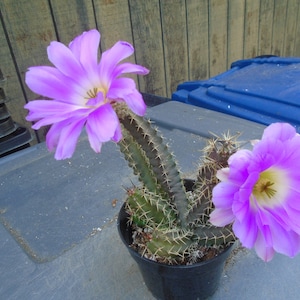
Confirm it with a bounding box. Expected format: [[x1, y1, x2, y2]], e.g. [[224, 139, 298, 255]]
[[116, 104, 238, 299], [116, 103, 237, 261], [24, 29, 300, 300]]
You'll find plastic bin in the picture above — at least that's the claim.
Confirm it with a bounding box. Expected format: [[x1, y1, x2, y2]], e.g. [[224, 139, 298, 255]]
[[172, 56, 300, 131]]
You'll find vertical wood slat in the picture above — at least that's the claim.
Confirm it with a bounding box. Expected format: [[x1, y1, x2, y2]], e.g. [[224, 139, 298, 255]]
[[93, 0, 133, 51], [160, 0, 188, 97], [49, 0, 96, 44], [186, 0, 210, 80], [209, 0, 228, 77], [244, 0, 260, 58], [258, 0, 274, 55], [284, 0, 299, 56], [2, 0, 300, 141], [294, 2, 300, 55], [272, 0, 288, 56], [129, 0, 166, 96], [227, 0, 246, 67]]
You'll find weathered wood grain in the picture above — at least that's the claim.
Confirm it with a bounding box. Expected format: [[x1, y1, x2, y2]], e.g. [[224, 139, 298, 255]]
[[160, 0, 189, 97], [94, 0, 133, 51], [186, 0, 210, 80], [244, 0, 260, 58], [258, 0, 274, 55], [49, 0, 96, 44], [209, 0, 228, 77], [227, 0, 246, 67], [284, 0, 299, 56], [129, 0, 166, 96], [272, 0, 288, 56], [294, 1, 300, 55]]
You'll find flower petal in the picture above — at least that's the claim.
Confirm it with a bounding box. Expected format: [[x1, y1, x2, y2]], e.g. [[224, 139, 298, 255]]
[[262, 122, 297, 141], [270, 219, 300, 257], [46, 118, 86, 159], [47, 41, 85, 80], [98, 41, 134, 84], [85, 104, 121, 152], [233, 213, 258, 248], [25, 100, 84, 123], [254, 231, 275, 262], [25, 66, 85, 103], [69, 29, 100, 73], [113, 62, 149, 77], [209, 208, 234, 227], [212, 182, 236, 208]]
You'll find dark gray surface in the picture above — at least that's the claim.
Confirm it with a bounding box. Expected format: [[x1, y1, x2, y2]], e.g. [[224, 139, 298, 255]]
[[1, 101, 299, 299]]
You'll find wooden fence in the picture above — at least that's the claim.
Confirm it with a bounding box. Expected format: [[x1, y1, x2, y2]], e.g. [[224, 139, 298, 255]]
[[1, 0, 300, 143]]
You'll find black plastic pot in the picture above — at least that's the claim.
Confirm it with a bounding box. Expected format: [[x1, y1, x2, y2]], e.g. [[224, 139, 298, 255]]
[[117, 204, 233, 300]]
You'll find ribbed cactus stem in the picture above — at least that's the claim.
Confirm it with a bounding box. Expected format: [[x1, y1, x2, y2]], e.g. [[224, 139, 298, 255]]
[[116, 101, 238, 263], [147, 229, 196, 262], [186, 133, 240, 226], [119, 126, 163, 196], [126, 187, 177, 228], [116, 104, 188, 228], [193, 224, 235, 246]]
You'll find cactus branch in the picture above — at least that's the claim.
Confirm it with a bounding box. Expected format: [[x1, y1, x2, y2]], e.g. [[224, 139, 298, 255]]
[[116, 102, 238, 263], [116, 104, 188, 228]]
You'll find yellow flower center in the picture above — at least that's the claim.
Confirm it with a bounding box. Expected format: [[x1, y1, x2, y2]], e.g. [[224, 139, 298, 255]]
[[251, 168, 288, 208], [84, 86, 108, 107], [254, 177, 276, 199], [86, 87, 101, 99]]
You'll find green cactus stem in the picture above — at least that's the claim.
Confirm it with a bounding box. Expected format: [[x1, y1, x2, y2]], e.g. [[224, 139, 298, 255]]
[[115, 103, 238, 263], [146, 229, 196, 263], [115, 103, 188, 228], [186, 133, 240, 226], [193, 224, 235, 247], [125, 187, 177, 228]]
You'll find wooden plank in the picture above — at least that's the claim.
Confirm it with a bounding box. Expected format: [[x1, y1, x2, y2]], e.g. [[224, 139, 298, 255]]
[[160, 0, 188, 97], [283, 0, 298, 56], [0, 16, 36, 140], [49, 0, 96, 44], [258, 0, 274, 55], [293, 1, 300, 56], [186, 0, 210, 80], [271, 0, 288, 56], [94, 0, 133, 50], [0, 0, 57, 142], [227, 0, 246, 67], [244, 0, 260, 58], [208, 0, 228, 77], [128, 0, 166, 96]]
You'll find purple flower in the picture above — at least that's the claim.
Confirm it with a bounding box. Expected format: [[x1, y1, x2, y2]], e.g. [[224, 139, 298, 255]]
[[210, 123, 300, 261], [24, 29, 149, 159]]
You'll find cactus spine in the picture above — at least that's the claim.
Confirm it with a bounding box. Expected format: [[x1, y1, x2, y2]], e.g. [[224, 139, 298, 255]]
[[115, 104, 237, 264]]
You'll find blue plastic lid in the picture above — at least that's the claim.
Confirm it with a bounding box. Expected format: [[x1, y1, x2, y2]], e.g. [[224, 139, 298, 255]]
[[172, 56, 300, 131]]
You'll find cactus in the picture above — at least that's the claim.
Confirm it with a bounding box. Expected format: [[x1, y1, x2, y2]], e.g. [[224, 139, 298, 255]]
[[116, 103, 238, 264]]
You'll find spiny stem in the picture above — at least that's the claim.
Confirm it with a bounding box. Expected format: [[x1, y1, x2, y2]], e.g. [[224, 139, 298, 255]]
[[116, 104, 188, 228]]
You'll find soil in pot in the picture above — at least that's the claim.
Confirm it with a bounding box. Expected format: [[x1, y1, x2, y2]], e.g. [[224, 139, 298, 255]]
[[118, 204, 233, 300]]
